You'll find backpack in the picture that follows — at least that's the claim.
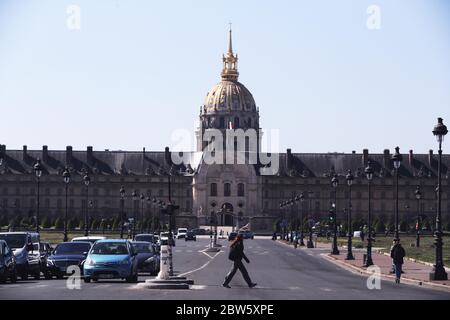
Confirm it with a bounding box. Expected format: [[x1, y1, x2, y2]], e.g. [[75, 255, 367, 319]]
[[228, 245, 238, 261]]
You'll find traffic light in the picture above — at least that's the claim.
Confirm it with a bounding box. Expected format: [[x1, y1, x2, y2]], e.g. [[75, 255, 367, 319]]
[[329, 209, 335, 223]]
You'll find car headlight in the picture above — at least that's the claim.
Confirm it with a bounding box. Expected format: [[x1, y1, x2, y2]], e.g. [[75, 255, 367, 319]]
[[85, 257, 95, 266], [145, 256, 155, 263], [120, 259, 130, 265], [47, 259, 55, 266]]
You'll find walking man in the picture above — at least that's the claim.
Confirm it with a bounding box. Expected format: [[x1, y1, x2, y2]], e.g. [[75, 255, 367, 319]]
[[390, 238, 406, 284], [222, 234, 257, 288]]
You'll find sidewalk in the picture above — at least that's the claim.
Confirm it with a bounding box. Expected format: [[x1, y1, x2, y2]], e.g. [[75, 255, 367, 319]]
[[322, 243, 450, 291], [278, 239, 450, 291]]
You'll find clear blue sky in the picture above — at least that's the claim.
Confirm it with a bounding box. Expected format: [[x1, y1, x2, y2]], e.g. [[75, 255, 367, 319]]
[[1, 0, 449, 154]]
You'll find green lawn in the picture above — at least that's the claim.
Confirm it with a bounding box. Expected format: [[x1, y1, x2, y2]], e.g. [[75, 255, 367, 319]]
[[316, 235, 450, 266], [38, 231, 126, 246]]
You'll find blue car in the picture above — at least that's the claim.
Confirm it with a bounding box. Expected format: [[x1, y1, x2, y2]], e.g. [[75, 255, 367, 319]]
[[83, 239, 139, 283]]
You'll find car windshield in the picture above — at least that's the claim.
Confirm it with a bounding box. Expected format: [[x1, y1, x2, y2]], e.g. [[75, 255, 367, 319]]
[[132, 243, 152, 253], [54, 243, 91, 255], [90, 242, 129, 255], [0, 234, 27, 249], [135, 235, 154, 243]]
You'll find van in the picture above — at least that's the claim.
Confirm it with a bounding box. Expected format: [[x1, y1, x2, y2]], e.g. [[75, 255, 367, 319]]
[[176, 228, 188, 239], [0, 232, 41, 280]]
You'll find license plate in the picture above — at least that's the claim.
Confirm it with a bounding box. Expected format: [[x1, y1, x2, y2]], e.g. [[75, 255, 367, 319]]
[[99, 274, 114, 279]]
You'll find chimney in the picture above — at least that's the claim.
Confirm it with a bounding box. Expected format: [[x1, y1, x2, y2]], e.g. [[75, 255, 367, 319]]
[[352, 150, 356, 154], [409, 150, 413, 167], [87, 146, 93, 165], [165, 146, 171, 165], [23, 145, 27, 160], [428, 149, 433, 166], [42, 145, 48, 162], [286, 148, 292, 170], [362, 149, 369, 166], [383, 149, 390, 169], [66, 146, 73, 165]]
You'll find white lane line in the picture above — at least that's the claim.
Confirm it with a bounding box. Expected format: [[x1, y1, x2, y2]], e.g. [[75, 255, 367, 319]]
[[320, 287, 334, 292], [30, 284, 49, 289], [186, 250, 193, 253], [285, 252, 294, 256], [174, 250, 182, 253], [179, 251, 223, 277]]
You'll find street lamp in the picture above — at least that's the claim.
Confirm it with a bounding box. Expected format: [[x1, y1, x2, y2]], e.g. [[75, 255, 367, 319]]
[[62, 167, 71, 242], [33, 159, 43, 233], [119, 186, 125, 239], [415, 185, 422, 248], [289, 198, 295, 243], [392, 146, 403, 241], [83, 173, 90, 237], [430, 117, 448, 280], [307, 191, 315, 248], [331, 174, 339, 255], [364, 161, 374, 267], [152, 197, 158, 232], [140, 193, 145, 234], [295, 193, 305, 246], [345, 170, 355, 260], [132, 190, 139, 240]]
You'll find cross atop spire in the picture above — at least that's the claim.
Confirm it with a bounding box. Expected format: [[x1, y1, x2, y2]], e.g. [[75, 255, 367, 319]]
[[221, 26, 239, 81]]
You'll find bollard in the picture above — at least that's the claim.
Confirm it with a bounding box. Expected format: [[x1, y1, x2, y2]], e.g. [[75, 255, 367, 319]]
[[157, 244, 170, 280]]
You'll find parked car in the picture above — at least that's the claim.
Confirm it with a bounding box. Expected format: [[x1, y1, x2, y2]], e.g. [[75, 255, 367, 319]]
[[71, 236, 106, 244], [83, 239, 139, 283], [0, 240, 17, 283], [131, 241, 160, 276], [0, 232, 41, 280], [135, 234, 158, 244], [238, 230, 254, 239], [185, 231, 196, 241], [176, 228, 188, 239], [160, 232, 176, 246], [46, 241, 92, 279], [228, 232, 238, 241]]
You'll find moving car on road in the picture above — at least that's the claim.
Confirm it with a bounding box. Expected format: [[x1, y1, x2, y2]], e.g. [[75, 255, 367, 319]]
[[46, 241, 92, 279], [176, 228, 188, 239], [185, 231, 196, 241], [71, 236, 106, 244], [160, 232, 176, 246], [83, 239, 139, 283], [135, 234, 158, 245], [0, 232, 41, 280], [228, 232, 238, 241], [0, 240, 17, 283], [131, 241, 160, 276], [238, 230, 254, 239]]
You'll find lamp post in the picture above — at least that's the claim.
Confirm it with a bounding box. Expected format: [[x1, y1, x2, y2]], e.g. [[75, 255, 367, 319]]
[[415, 185, 422, 248], [392, 146, 403, 241], [119, 186, 125, 239], [152, 197, 158, 232], [132, 190, 138, 240], [331, 174, 339, 255], [307, 191, 314, 248], [140, 194, 145, 234], [345, 170, 355, 260], [83, 173, 90, 237], [430, 117, 448, 280], [146, 196, 152, 233], [364, 161, 374, 267], [296, 193, 305, 246], [33, 159, 43, 233], [289, 198, 295, 243], [62, 167, 71, 242]]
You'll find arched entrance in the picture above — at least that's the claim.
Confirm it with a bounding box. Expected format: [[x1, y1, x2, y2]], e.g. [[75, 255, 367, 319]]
[[220, 203, 234, 226]]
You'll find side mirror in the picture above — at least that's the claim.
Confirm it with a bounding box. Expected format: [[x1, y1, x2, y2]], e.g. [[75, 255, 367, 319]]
[[82, 252, 88, 256]]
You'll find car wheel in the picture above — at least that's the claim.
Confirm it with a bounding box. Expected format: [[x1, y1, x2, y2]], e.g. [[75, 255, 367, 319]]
[[34, 272, 40, 280], [21, 273, 28, 281], [44, 272, 52, 280], [56, 273, 63, 280], [92, 278, 98, 282], [84, 277, 91, 283], [0, 276, 6, 284]]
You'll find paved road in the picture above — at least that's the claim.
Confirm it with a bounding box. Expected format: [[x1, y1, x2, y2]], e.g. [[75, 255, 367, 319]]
[[1, 237, 449, 300]]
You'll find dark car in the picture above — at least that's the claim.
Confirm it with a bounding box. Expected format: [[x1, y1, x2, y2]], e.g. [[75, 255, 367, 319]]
[[46, 242, 92, 279], [131, 241, 160, 276], [185, 231, 196, 241], [228, 232, 238, 241], [135, 234, 158, 244], [192, 228, 207, 235], [239, 230, 254, 239], [0, 240, 17, 283]]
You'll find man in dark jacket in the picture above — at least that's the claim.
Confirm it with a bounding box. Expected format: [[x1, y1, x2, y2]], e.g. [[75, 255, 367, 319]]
[[390, 239, 406, 284], [222, 234, 257, 288]]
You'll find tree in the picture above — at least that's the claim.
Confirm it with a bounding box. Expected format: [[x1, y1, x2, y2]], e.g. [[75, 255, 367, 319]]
[[445, 220, 450, 232], [54, 217, 64, 229], [375, 220, 386, 233], [112, 218, 119, 231], [41, 216, 52, 229], [91, 218, 99, 231], [67, 218, 76, 230], [0, 215, 8, 227], [400, 220, 409, 232], [99, 219, 106, 231], [78, 219, 85, 230], [20, 217, 30, 228]]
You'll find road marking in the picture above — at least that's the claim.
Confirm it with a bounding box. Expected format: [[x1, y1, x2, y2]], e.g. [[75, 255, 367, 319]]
[[175, 250, 182, 253], [186, 250, 193, 253], [285, 252, 294, 256], [190, 285, 207, 290], [179, 251, 223, 277], [30, 284, 49, 289], [320, 287, 334, 292]]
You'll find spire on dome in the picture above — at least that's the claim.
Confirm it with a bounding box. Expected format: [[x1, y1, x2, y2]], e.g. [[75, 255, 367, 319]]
[[221, 25, 239, 81]]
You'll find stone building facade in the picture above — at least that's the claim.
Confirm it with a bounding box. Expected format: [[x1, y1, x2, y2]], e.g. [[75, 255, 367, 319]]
[[1, 31, 449, 233]]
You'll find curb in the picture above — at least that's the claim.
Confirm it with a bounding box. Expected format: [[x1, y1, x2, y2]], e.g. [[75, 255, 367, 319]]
[[375, 250, 450, 272], [322, 254, 450, 293]]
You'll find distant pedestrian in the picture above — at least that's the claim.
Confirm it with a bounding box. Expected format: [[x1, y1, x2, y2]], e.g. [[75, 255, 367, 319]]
[[390, 239, 406, 284], [222, 234, 257, 288]]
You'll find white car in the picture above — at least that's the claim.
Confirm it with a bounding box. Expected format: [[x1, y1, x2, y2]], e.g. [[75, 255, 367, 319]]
[[71, 236, 106, 245], [176, 228, 188, 239]]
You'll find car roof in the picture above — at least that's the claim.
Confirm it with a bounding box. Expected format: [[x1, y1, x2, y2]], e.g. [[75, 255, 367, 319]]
[[72, 236, 106, 240], [94, 239, 129, 243], [0, 232, 39, 235], [58, 241, 92, 245], [131, 241, 152, 244]]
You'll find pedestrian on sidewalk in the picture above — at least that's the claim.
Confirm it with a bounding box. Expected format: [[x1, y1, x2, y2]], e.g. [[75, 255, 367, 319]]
[[222, 234, 257, 288], [390, 239, 406, 284]]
